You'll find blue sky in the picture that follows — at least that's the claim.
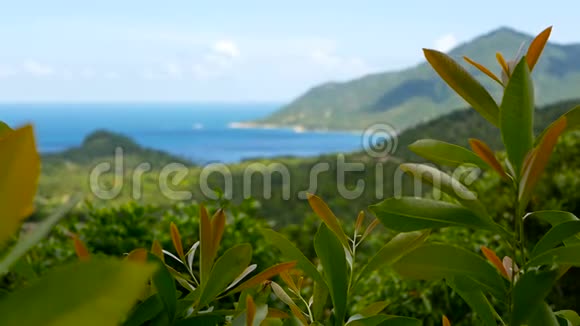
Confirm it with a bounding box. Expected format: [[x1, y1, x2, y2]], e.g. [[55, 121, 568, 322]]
[[0, 1, 578, 102]]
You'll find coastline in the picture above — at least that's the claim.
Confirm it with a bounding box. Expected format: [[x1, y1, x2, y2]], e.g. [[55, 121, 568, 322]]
[[227, 121, 363, 135]]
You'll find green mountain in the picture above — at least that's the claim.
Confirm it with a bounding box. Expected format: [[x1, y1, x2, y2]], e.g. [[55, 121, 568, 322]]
[[258, 27, 580, 131], [43, 130, 191, 166]]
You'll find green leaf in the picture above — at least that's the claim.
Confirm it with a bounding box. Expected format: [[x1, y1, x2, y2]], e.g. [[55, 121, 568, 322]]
[[360, 301, 390, 317], [261, 229, 326, 286], [512, 268, 559, 325], [398, 163, 491, 219], [500, 57, 534, 177], [356, 231, 429, 286], [347, 315, 421, 326], [393, 244, 506, 299], [377, 316, 422, 326], [174, 315, 225, 326], [408, 139, 487, 168], [311, 279, 329, 321], [532, 221, 580, 257], [199, 244, 252, 307], [347, 315, 389, 326], [370, 197, 493, 232], [527, 245, 580, 267], [0, 259, 155, 326], [529, 302, 560, 326], [529, 211, 580, 246], [0, 125, 40, 247], [123, 295, 164, 326], [0, 195, 80, 276], [148, 254, 177, 322], [314, 224, 348, 325], [447, 276, 498, 326], [555, 310, 580, 326], [423, 49, 500, 126]]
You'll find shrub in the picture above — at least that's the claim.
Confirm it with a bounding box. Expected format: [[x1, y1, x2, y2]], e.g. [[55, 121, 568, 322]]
[[370, 26, 580, 325]]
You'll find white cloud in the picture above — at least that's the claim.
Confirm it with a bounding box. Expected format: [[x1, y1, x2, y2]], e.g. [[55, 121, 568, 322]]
[[212, 40, 240, 59], [23, 60, 54, 77], [434, 34, 458, 53]]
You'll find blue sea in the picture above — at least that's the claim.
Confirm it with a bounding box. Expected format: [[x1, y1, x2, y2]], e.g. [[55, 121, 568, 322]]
[[0, 103, 363, 163]]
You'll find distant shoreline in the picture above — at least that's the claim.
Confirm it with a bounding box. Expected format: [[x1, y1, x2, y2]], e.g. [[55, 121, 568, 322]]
[[227, 121, 362, 135]]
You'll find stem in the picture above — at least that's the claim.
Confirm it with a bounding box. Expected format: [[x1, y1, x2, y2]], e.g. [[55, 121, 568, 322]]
[[297, 293, 314, 323], [347, 240, 357, 295]]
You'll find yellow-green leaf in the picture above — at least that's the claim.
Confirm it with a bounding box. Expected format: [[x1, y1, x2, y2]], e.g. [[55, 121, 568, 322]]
[[0, 196, 79, 276], [307, 193, 350, 249], [424, 49, 500, 126], [463, 56, 503, 85], [408, 139, 487, 168], [0, 121, 12, 137], [0, 125, 40, 247], [519, 117, 567, 208], [271, 281, 308, 325], [0, 259, 156, 326], [527, 26, 552, 71], [496, 52, 510, 77]]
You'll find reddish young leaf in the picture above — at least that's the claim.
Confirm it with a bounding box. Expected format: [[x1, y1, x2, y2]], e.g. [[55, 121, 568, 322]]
[[170, 222, 184, 259], [519, 118, 567, 206], [211, 209, 226, 260], [527, 26, 552, 71], [469, 138, 509, 179], [481, 246, 509, 279], [151, 240, 164, 263], [72, 234, 90, 261], [307, 193, 350, 249], [226, 261, 297, 295], [126, 248, 148, 263], [464, 56, 503, 86], [199, 204, 213, 285], [246, 295, 256, 326], [443, 315, 451, 326]]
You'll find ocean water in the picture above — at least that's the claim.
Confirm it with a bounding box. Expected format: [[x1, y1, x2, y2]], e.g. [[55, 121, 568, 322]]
[[0, 103, 363, 163]]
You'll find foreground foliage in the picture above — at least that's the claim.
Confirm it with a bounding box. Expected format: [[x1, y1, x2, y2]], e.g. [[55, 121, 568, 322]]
[[370, 26, 580, 325]]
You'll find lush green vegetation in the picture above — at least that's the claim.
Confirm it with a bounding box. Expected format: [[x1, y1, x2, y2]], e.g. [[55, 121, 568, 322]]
[[259, 27, 580, 131], [2, 26, 580, 325]]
